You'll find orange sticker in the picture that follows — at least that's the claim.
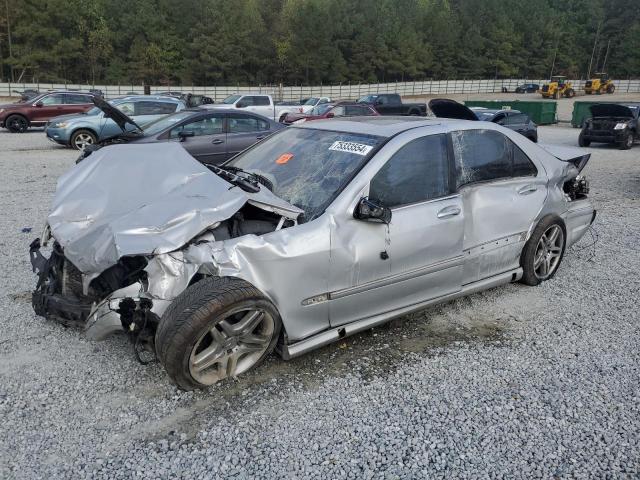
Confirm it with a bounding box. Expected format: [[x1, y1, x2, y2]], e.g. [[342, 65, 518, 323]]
[[276, 153, 294, 164]]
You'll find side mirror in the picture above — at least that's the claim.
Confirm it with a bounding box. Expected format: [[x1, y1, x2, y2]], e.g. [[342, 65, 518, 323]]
[[178, 131, 195, 141], [354, 197, 392, 224], [34, 101, 43, 107], [325, 112, 335, 118]]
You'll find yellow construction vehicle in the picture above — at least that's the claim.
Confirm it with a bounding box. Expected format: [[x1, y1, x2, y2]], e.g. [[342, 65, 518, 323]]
[[540, 76, 575, 99], [584, 73, 615, 95]]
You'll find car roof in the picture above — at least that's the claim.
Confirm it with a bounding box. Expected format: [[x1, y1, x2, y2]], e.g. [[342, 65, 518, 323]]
[[297, 116, 472, 137], [474, 109, 522, 115], [114, 95, 182, 102]]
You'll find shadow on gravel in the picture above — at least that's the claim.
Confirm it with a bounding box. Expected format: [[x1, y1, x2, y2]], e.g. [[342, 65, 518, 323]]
[[126, 293, 514, 445]]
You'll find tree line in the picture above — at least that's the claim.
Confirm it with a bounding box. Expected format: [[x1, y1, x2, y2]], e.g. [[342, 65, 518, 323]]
[[1, 0, 638, 86]]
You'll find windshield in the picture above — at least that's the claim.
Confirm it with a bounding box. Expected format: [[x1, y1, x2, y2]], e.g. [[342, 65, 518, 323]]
[[222, 95, 241, 104], [304, 97, 319, 106], [227, 127, 384, 221], [143, 111, 195, 136], [310, 104, 333, 116]]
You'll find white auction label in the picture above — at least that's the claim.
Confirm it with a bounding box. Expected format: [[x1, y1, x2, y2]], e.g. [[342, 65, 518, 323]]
[[329, 141, 373, 156]]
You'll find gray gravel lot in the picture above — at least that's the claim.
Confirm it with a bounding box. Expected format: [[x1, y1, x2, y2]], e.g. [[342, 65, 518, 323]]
[[1, 125, 639, 479]]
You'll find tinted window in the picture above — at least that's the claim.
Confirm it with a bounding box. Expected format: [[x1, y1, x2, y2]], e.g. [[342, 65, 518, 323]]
[[505, 113, 529, 125], [345, 105, 371, 116], [65, 94, 92, 104], [135, 101, 178, 115], [512, 143, 537, 177], [40, 94, 65, 105], [228, 115, 269, 133], [451, 130, 511, 187], [169, 115, 224, 138], [248, 96, 270, 106], [369, 134, 449, 208]]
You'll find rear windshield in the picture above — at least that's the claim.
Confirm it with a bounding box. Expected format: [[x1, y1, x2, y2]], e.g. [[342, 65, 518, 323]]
[[227, 127, 384, 221]]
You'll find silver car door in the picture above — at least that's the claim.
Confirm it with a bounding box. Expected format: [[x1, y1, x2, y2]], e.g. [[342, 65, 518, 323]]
[[328, 133, 464, 327], [451, 129, 547, 283]]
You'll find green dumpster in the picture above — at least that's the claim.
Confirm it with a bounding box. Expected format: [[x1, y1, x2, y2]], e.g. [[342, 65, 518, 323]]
[[463, 100, 557, 125], [571, 101, 613, 128]]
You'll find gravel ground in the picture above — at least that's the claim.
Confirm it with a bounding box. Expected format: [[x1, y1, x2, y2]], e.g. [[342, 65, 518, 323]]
[[1, 126, 639, 479]]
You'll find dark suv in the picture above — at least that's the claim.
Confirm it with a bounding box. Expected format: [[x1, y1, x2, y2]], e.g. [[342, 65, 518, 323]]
[[0, 91, 96, 132], [579, 103, 640, 150]]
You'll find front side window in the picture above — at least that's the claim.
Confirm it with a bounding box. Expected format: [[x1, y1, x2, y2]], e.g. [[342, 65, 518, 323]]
[[369, 134, 450, 208], [505, 113, 529, 125], [40, 94, 65, 106], [115, 102, 135, 116], [227, 128, 383, 221], [228, 115, 268, 133], [330, 106, 345, 117], [135, 101, 178, 115], [169, 115, 224, 138]]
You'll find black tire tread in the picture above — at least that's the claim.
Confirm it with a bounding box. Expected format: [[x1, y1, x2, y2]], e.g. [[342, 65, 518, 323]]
[[155, 276, 280, 390], [520, 215, 566, 287]]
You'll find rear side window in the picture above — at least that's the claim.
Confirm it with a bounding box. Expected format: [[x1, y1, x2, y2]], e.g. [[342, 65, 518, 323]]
[[451, 129, 537, 187], [65, 94, 92, 104], [505, 113, 530, 125], [135, 101, 177, 115], [248, 96, 270, 106], [451, 130, 511, 187], [228, 115, 269, 133], [369, 134, 450, 208]]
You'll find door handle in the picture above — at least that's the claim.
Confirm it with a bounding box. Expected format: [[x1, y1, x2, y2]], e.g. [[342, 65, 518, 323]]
[[256, 136, 265, 140], [437, 206, 461, 219], [518, 185, 537, 195], [211, 139, 224, 145]]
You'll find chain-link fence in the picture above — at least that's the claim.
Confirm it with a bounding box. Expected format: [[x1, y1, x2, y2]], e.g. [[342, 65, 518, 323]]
[[1, 78, 639, 101]]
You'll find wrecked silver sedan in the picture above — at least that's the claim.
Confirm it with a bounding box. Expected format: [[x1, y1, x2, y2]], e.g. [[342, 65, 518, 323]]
[[30, 117, 595, 389]]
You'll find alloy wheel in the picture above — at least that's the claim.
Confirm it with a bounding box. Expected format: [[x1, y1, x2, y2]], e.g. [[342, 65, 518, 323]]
[[533, 225, 564, 280], [189, 308, 275, 385], [73, 132, 95, 150]]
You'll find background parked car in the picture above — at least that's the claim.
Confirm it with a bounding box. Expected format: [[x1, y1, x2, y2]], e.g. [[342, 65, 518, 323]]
[[579, 103, 639, 149], [283, 101, 379, 124], [45, 95, 185, 149], [356, 93, 427, 116], [209, 94, 305, 123], [429, 99, 538, 142], [79, 103, 284, 165], [515, 83, 540, 93], [0, 90, 97, 132]]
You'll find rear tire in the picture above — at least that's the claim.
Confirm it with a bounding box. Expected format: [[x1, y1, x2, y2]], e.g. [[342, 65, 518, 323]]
[[607, 84, 615, 94], [578, 130, 591, 147], [520, 215, 566, 286], [156, 276, 282, 390], [565, 88, 575, 98], [5, 114, 29, 132]]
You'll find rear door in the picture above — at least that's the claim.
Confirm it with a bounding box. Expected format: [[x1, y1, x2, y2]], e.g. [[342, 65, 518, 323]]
[[63, 93, 94, 114], [167, 113, 227, 164], [450, 129, 547, 282], [225, 113, 272, 160]]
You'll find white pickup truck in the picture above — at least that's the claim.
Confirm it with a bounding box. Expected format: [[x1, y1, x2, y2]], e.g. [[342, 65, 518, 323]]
[[209, 94, 330, 122]]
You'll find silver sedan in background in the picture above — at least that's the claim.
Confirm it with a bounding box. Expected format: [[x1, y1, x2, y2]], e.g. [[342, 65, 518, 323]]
[[30, 117, 595, 390]]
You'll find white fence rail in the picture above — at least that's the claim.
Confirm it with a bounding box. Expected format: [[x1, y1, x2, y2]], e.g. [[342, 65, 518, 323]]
[[1, 79, 639, 101]]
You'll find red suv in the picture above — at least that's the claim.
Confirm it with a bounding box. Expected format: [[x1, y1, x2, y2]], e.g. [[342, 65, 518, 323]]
[[0, 91, 96, 132]]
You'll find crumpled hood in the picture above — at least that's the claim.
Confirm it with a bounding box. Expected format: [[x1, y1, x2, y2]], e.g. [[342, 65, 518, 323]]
[[48, 143, 302, 275]]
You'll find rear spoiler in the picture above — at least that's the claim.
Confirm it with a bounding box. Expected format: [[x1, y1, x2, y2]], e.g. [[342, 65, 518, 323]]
[[538, 144, 590, 173]]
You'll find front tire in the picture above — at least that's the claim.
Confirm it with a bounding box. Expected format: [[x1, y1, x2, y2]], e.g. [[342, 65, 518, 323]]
[[578, 130, 591, 147], [70, 129, 97, 150], [607, 84, 615, 94], [520, 216, 566, 286], [565, 88, 575, 98], [5, 114, 29, 132], [619, 131, 633, 150], [156, 277, 282, 390]]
